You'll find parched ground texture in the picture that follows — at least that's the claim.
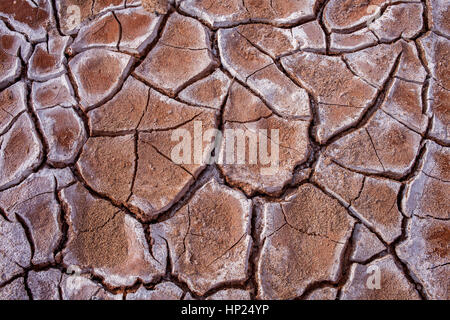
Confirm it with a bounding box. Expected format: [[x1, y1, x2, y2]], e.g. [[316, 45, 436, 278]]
[[0, 0, 448, 300]]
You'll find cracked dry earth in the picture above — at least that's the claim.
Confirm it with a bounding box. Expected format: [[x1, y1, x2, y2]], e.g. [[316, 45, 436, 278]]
[[0, 0, 448, 301]]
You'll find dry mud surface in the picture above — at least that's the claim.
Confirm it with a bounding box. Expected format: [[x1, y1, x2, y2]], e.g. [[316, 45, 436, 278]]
[[0, 0, 448, 300]]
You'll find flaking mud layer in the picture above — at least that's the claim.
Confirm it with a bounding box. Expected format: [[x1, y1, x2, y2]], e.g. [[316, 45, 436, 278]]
[[0, 0, 448, 300]]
